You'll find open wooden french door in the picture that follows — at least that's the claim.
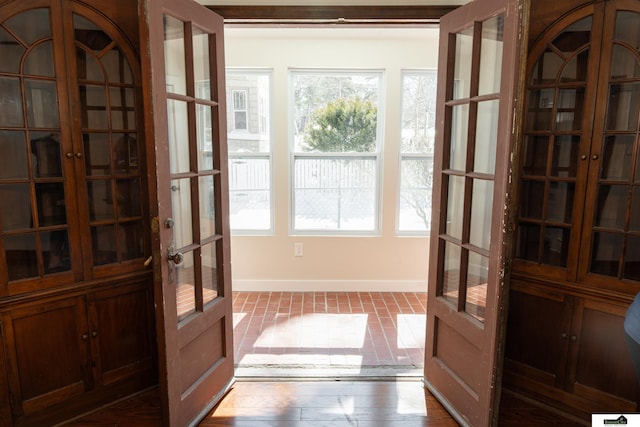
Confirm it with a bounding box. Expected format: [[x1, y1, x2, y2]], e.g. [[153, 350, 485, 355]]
[[139, 0, 234, 426], [424, 0, 527, 425]]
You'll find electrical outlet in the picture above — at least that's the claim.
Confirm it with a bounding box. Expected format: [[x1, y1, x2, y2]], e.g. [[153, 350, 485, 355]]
[[294, 243, 304, 257]]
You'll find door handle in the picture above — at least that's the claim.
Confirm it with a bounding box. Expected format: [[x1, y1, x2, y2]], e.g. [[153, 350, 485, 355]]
[[168, 250, 184, 265]]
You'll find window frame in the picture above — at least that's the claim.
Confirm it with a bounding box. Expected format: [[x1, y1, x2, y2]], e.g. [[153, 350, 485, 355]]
[[288, 68, 385, 236], [396, 69, 437, 236], [232, 89, 248, 131], [226, 67, 274, 235]]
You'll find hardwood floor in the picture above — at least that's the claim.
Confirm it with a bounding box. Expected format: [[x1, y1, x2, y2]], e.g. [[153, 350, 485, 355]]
[[58, 292, 586, 426], [59, 380, 586, 426], [203, 380, 456, 427]]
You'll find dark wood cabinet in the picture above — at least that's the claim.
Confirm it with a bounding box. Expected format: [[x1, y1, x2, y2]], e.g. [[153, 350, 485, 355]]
[[0, 1, 156, 425], [505, 0, 640, 420], [505, 280, 638, 419], [0, 280, 155, 426]]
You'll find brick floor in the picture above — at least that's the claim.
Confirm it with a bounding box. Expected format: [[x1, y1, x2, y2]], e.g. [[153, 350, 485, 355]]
[[232, 291, 426, 374]]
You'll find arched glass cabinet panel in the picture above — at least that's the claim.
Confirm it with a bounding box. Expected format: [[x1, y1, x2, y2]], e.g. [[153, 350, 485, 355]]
[[0, 2, 147, 295], [515, 6, 640, 289]]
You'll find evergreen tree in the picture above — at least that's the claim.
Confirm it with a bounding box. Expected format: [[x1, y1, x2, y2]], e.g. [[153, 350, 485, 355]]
[[303, 98, 377, 152]]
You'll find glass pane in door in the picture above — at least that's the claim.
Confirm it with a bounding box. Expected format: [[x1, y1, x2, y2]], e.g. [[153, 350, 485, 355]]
[[175, 251, 196, 320], [171, 178, 193, 249], [437, 14, 505, 325], [26, 79, 59, 128], [24, 41, 55, 77], [167, 99, 190, 174], [449, 105, 469, 171], [478, 15, 504, 96], [199, 175, 215, 239], [466, 251, 488, 322], [442, 242, 461, 305], [474, 100, 499, 174], [5, 8, 51, 45], [0, 76, 24, 127], [0, 131, 28, 179], [192, 27, 210, 100], [551, 135, 580, 177], [0, 26, 25, 73], [446, 175, 465, 240], [164, 13, 223, 323], [4, 234, 37, 280], [0, 184, 31, 230], [196, 104, 213, 171], [469, 179, 493, 250], [164, 15, 187, 95], [201, 242, 218, 305], [453, 26, 473, 100]]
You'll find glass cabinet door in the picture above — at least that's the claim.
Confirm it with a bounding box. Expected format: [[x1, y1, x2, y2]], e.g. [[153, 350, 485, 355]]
[[580, 8, 640, 287], [515, 14, 596, 279], [71, 13, 145, 276], [515, 2, 640, 290], [0, 7, 76, 293], [0, 3, 146, 296]]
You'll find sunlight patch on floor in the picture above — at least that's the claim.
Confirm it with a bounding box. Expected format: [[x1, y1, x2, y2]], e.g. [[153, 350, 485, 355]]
[[254, 313, 368, 348], [396, 314, 426, 349]]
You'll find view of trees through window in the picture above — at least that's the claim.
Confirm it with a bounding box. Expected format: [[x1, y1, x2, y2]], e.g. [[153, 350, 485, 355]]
[[291, 71, 382, 233], [221, 68, 436, 235], [399, 70, 437, 233]]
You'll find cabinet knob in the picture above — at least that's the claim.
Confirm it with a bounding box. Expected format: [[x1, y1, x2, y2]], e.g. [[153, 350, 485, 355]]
[[592, 154, 599, 160], [570, 335, 577, 342], [82, 334, 89, 340], [91, 331, 98, 338], [75, 152, 83, 158], [561, 332, 568, 339], [66, 152, 74, 159], [580, 155, 587, 160]]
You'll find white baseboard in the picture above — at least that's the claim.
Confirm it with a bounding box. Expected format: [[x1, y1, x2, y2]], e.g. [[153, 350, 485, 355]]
[[232, 279, 427, 293]]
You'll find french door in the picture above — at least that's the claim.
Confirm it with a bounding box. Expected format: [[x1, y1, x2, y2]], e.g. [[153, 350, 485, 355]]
[[424, 0, 526, 425], [139, 0, 234, 425]]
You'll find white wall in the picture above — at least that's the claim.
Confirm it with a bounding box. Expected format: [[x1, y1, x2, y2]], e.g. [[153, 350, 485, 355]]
[[225, 27, 439, 292]]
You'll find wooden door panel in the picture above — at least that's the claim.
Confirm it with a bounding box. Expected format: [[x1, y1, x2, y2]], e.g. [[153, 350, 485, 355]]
[[568, 298, 638, 409], [4, 296, 89, 417], [424, 0, 526, 425], [0, 318, 10, 425], [505, 281, 572, 387], [89, 280, 155, 386], [140, 0, 234, 425]]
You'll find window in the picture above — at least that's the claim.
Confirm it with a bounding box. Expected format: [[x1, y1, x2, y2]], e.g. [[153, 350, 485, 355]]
[[226, 69, 273, 233], [232, 89, 247, 130], [398, 70, 437, 234], [290, 70, 383, 234]]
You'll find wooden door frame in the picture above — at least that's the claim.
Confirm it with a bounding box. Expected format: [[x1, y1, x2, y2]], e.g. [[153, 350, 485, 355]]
[[205, 5, 457, 25]]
